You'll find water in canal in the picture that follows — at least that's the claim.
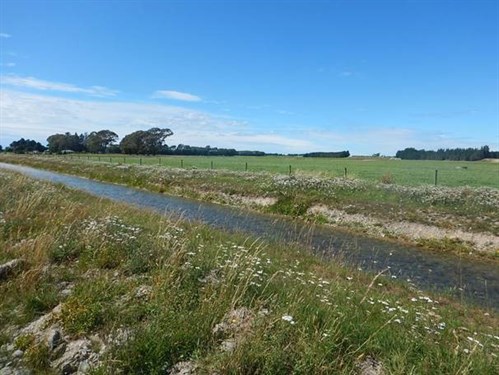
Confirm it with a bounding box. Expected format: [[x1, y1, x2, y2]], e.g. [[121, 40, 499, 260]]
[[1, 162, 497, 310]]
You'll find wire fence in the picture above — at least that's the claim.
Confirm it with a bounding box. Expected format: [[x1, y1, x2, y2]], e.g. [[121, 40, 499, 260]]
[[51, 154, 499, 188]]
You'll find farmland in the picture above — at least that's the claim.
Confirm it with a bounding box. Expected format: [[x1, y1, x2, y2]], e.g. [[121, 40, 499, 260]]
[[57, 154, 499, 188]]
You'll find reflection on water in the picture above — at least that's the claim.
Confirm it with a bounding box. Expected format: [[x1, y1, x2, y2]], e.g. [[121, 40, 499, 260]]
[[1, 162, 497, 310]]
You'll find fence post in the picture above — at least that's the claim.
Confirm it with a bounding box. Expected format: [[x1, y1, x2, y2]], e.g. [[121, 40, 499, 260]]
[[289, 165, 292, 176], [344, 167, 347, 178], [434, 169, 438, 186], [181, 159, 183, 168], [211, 161, 214, 169], [109, 157, 112, 163], [245, 162, 248, 171], [158, 157, 161, 165], [98, 156, 100, 162], [139, 158, 142, 165], [123, 156, 126, 164]]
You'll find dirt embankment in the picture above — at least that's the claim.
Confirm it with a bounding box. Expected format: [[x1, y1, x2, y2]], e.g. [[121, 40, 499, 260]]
[[308, 205, 499, 255]]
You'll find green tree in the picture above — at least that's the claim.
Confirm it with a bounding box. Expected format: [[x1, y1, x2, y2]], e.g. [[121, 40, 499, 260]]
[[86, 130, 119, 153], [120, 128, 173, 155], [9, 138, 47, 153], [46, 132, 85, 153]]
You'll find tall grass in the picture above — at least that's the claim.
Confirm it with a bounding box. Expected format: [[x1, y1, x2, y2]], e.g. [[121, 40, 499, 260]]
[[0, 170, 497, 373]]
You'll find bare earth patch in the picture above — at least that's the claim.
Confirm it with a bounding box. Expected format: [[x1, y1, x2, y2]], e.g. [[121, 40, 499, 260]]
[[202, 191, 277, 208], [308, 205, 499, 255]]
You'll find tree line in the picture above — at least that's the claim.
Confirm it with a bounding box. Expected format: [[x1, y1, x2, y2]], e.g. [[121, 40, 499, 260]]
[[395, 146, 498, 161], [3, 128, 261, 156], [302, 151, 350, 158]]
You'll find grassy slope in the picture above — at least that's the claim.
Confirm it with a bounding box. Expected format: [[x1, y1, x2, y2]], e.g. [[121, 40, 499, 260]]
[[0, 170, 498, 374], [0, 154, 497, 258]]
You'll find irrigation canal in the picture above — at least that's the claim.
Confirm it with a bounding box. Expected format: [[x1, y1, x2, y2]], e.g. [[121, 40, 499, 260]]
[[1, 162, 497, 310]]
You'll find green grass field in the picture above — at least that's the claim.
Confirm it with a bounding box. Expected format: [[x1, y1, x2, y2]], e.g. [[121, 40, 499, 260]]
[[60, 154, 499, 188]]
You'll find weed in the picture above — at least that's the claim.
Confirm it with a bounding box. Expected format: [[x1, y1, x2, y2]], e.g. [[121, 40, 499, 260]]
[[24, 342, 51, 372], [269, 194, 312, 217], [62, 296, 105, 335], [23, 284, 59, 318], [14, 334, 35, 351], [379, 172, 395, 184]]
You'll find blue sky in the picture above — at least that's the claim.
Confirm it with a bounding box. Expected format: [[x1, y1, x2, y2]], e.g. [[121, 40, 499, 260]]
[[0, 0, 498, 155]]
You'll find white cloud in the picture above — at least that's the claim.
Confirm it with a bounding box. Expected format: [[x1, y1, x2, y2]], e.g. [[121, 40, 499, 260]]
[[1, 89, 491, 155], [0, 33, 11, 38], [0, 74, 118, 97], [153, 90, 201, 102], [0, 90, 315, 153]]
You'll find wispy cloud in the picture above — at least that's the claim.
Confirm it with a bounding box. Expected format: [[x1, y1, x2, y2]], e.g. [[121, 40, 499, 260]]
[[0, 90, 316, 153], [1, 89, 492, 154], [0, 74, 118, 97], [0, 33, 11, 38], [1, 63, 16, 68], [153, 90, 201, 102]]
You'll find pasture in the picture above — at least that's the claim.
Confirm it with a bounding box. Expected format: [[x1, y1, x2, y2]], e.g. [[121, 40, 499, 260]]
[[61, 154, 499, 188]]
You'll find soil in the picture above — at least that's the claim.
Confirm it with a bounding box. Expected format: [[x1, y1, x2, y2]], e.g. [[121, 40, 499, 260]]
[[308, 205, 499, 255]]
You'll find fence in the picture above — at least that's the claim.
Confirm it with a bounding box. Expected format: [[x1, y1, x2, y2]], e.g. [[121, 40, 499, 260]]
[[58, 154, 449, 186]]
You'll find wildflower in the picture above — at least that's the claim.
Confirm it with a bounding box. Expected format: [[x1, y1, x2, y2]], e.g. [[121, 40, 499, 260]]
[[419, 296, 433, 303], [467, 337, 483, 347], [393, 319, 402, 324], [282, 315, 295, 324]]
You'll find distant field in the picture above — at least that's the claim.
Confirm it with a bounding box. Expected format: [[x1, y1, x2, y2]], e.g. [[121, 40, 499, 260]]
[[57, 154, 499, 188]]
